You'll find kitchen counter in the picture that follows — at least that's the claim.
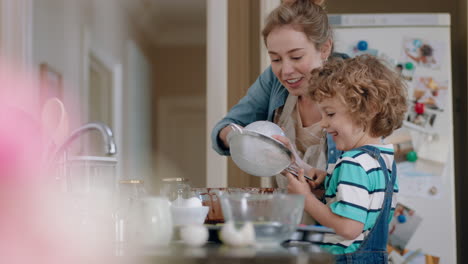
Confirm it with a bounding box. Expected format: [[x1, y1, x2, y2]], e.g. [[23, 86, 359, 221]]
[[112, 241, 335, 264]]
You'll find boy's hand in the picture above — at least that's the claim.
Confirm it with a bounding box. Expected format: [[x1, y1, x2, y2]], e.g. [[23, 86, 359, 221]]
[[304, 168, 326, 199], [306, 168, 327, 189], [286, 169, 311, 196], [273, 134, 327, 195]]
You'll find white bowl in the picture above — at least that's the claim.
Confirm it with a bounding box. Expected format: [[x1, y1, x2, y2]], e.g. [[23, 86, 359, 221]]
[[170, 206, 209, 226]]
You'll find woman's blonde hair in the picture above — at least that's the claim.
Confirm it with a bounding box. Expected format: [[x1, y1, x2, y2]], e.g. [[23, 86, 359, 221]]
[[309, 55, 408, 138], [262, 0, 331, 50]]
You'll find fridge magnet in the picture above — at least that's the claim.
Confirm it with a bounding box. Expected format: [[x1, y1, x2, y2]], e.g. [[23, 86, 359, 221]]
[[346, 40, 379, 57], [384, 128, 414, 163], [405, 101, 437, 131], [411, 76, 449, 111], [400, 37, 444, 70], [39, 63, 63, 106], [388, 203, 423, 251], [395, 62, 414, 82]]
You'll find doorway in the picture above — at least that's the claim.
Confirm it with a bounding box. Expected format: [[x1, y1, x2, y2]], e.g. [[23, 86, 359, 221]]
[[86, 52, 114, 156]]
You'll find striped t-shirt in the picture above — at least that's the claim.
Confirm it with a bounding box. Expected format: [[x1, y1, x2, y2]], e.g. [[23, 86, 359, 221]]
[[318, 144, 398, 254]]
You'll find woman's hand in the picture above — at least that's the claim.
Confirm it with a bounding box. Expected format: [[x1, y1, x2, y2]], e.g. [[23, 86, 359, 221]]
[[219, 125, 232, 149], [272, 134, 313, 172], [271, 134, 302, 163], [219, 124, 244, 149], [272, 134, 327, 194], [271, 134, 291, 148], [272, 134, 312, 174]]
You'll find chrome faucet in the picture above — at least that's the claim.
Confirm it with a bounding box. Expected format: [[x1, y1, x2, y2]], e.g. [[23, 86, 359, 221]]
[[54, 121, 117, 158], [51, 122, 117, 191]]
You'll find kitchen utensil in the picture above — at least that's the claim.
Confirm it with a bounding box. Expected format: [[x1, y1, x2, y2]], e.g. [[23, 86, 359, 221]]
[[228, 122, 312, 180], [115, 179, 147, 247], [160, 177, 193, 202], [220, 193, 305, 247], [137, 197, 173, 246]]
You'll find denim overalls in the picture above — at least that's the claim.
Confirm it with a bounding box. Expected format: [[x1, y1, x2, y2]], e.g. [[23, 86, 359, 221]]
[[334, 145, 397, 264]]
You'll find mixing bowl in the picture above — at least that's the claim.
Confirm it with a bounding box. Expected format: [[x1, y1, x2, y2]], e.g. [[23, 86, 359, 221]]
[[193, 187, 282, 224], [220, 193, 304, 246]]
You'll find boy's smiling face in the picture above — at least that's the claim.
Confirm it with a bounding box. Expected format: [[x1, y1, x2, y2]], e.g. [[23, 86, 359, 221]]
[[318, 97, 379, 151]]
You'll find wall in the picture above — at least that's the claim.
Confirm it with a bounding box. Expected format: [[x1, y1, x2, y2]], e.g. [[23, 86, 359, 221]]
[[32, 0, 155, 191], [0, 0, 33, 69], [206, 0, 228, 188], [126, 40, 153, 188], [152, 45, 207, 189], [32, 0, 208, 194], [153, 45, 206, 97], [33, 0, 135, 118], [226, 0, 261, 188]]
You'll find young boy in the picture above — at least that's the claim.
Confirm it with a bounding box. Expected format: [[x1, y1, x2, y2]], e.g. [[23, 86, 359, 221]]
[[284, 54, 408, 262]]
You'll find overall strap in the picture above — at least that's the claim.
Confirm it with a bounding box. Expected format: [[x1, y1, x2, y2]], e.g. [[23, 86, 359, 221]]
[[355, 145, 397, 251], [357, 145, 396, 190]]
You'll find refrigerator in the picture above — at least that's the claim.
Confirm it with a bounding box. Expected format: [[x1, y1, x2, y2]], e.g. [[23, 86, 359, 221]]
[[330, 14, 456, 263]]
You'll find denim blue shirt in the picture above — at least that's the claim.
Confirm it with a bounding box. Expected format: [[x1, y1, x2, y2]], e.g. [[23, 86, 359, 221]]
[[211, 65, 287, 155], [211, 53, 348, 163]]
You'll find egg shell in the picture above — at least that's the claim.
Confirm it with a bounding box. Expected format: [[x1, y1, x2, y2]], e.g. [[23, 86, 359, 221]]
[[180, 224, 209, 247], [220, 221, 255, 247]]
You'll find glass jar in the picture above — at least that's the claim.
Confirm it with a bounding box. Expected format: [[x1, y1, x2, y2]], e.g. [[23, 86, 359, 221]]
[[118, 179, 147, 203], [114, 179, 147, 254], [159, 177, 192, 202]]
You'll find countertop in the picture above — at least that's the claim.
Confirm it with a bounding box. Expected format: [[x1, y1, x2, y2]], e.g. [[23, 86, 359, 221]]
[[111, 241, 335, 264]]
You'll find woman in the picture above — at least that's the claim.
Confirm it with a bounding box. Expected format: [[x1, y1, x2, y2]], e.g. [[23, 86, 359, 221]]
[[211, 0, 347, 187]]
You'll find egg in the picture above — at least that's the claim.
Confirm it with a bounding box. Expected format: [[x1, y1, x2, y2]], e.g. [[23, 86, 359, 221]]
[[219, 221, 255, 247], [180, 224, 209, 247]]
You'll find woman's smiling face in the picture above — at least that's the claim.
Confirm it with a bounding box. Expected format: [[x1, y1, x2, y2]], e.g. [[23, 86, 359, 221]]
[[266, 25, 329, 97]]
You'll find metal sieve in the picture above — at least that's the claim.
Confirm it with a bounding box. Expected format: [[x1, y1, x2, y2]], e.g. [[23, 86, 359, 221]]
[[228, 124, 312, 180]]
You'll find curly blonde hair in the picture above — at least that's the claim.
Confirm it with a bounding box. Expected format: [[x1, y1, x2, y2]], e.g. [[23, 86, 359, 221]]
[[262, 0, 331, 50], [309, 55, 408, 138]]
